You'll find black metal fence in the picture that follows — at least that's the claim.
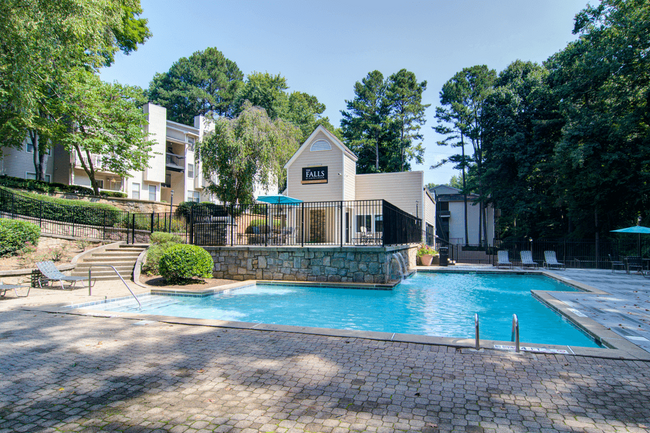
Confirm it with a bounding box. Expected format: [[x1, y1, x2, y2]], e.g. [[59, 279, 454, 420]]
[[0, 187, 188, 243], [432, 236, 650, 268], [0, 187, 421, 248], [189, 199, 421, 247]]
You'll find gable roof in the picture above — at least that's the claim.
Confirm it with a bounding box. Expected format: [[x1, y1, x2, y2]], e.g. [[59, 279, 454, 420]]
[[283, 125, 357, 169]]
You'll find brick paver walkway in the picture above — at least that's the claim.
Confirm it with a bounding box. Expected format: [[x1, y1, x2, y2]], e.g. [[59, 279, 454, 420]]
[[2, 308, 649, 432]]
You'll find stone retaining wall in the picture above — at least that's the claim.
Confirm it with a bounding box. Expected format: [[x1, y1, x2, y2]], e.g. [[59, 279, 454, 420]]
[[205, 245, 415, 284]]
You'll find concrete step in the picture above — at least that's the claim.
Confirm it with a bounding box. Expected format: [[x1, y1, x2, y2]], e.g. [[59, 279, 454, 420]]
[[91, 252, 141, 257], [79, 258, 138, 265], [73, 265, 135, 273], [72, 268, 134, 277]]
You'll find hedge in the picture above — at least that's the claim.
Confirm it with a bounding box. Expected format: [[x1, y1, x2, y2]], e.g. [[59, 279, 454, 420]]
[[0, 187, 125, 227], [0, 175, 126, 197], [0, 219, 41, 257]]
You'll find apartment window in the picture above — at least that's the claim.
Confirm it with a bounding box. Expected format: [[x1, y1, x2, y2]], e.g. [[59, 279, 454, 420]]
[[187, 163, 194, 178], [96, 179, 104, 189], [24, 137, 50, 154], [26, 172, 51, 182], [188, 190, 200, 203], [149, 185, 156, 201], [356, 215, 372, 232], [374, 215, 383, 232], [132, 183, 140, 200]]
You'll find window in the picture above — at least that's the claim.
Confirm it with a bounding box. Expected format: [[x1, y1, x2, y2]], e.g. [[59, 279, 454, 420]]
[[187, 190, 200, 203], [356, 215, 372, 232], [96, 179, 104, 189], [26, 172, 51, 182], [439, 202, 449, 211], [310, 140, 331, 152], [24, 137, 50, 154], [187, 163, 194, 178], [149, 185, 156, 201], [374, 215, 383, 232], [132, 183, 140, 200]]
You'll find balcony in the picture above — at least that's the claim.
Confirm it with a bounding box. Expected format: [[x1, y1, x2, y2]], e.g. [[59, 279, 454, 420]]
[[438, 210, 451, 218], [166, 152, 185, 172]]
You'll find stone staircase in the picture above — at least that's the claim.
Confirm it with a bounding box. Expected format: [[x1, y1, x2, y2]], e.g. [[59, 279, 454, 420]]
[[72, 244, 148, 281]]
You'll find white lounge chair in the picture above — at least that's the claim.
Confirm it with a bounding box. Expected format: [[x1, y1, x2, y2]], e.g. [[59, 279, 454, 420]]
[[496, 251, 513, 269], [543, 251, 566, 270], [0, 281, 30, 297], [520, 251, 539, 269], [36, 261, 95, 289]]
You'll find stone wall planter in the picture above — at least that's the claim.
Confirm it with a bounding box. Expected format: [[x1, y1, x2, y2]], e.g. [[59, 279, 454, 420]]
[[205, 245, 414, 284]]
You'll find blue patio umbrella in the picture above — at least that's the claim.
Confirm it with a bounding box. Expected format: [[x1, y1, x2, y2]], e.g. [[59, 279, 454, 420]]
[[611, 226, 650, 256], [256, 194, 303, 205]]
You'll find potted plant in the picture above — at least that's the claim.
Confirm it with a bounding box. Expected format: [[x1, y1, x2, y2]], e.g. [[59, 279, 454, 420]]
[[417, 245, 438, 266]]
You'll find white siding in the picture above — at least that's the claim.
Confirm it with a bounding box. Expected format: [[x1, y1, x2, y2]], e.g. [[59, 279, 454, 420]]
[[286, 130, 345, 202], [343, 155, 356, 201], [0, 140, 54, 181], [143, 103, 166, 183], [355, 171, 424, 218]]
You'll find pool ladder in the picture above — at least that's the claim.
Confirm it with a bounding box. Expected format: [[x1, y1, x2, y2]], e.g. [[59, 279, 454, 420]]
[[474, 313, 520, 352]]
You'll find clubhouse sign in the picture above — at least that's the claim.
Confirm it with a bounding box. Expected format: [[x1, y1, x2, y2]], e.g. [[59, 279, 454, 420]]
[[302, 166, 328, 184]]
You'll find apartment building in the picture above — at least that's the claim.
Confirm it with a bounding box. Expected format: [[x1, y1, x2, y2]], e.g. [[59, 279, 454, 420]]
[[1, 103, 223, 204]]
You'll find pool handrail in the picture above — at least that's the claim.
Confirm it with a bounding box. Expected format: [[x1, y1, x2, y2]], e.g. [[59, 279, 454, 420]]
[[511, 314, 520, 352], [474, 314, 480, 350], [87, 264, 142, 309]]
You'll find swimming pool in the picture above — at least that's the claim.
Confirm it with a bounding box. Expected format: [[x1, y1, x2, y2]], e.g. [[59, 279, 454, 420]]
[[79, 272, 600, 348]]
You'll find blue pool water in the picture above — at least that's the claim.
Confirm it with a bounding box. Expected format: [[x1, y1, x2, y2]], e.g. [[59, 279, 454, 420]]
[[84, 273, 600, 347]]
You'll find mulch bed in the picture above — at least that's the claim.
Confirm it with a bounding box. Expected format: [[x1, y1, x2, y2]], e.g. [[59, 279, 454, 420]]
[[139, 275, 238, 290]]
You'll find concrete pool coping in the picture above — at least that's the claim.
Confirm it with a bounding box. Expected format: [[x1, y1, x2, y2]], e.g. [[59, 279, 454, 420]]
[[33, 269, 650, 362]]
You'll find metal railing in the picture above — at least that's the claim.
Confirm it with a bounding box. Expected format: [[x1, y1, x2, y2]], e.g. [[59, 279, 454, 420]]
[[0, 187, 188, 244], [87, 264, 141, 309], [189, 199, 421, 247]]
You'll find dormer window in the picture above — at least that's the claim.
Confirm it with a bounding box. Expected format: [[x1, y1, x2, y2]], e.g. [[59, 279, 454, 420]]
[[310, 140, 331, 152]]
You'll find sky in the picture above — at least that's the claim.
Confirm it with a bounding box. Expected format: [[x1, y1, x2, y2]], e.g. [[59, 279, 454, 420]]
[[101, 0, 593, 187]]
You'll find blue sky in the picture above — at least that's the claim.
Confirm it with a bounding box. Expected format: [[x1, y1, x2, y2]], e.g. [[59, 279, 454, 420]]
[[101, 0, 592, 186]]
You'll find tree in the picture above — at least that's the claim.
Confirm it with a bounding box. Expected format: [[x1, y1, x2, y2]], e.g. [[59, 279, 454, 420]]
[[198, 102, 301, 204], [59, 71, 152, 195], [481, 61, 565, 238], [148, 47, 244, 124], [341, 69, 428, 174], [546, 0, 650, 237], [233, 72, 337, 142], [433, 65, 496, 246], [385, 69, 429, 171], [0, 0, 150, 180]]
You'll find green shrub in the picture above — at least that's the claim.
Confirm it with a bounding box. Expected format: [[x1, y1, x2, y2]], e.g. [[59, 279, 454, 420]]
[[143, 232, 183, 275], [150, 232, 184, 244], [0, 219, 41, 257], [159, 244, 213, 283]]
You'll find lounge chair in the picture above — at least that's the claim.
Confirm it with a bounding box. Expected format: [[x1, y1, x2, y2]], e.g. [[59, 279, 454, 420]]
[[496, 251, 513, 269], [36, 261, 95, 289], [543, 251, 565, 270], [608, 254, 625, 273], [0, 281, 30, 297], [625, 256, 644, 274], [520, 251, 538, 269]]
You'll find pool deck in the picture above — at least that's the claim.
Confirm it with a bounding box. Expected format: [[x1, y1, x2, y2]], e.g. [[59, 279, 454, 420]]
[[1, 270, 650, 432]]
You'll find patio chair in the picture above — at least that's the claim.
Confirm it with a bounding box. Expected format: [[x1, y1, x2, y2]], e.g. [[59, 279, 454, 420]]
[[36, 261, 95, 290], [520, 251, 539, 269], [0, 281, 30, 298], [625, 256, 644, 274], [543, 251, 566, 270], [496, 251, 513, 269], [608, 254, 625, 273]]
